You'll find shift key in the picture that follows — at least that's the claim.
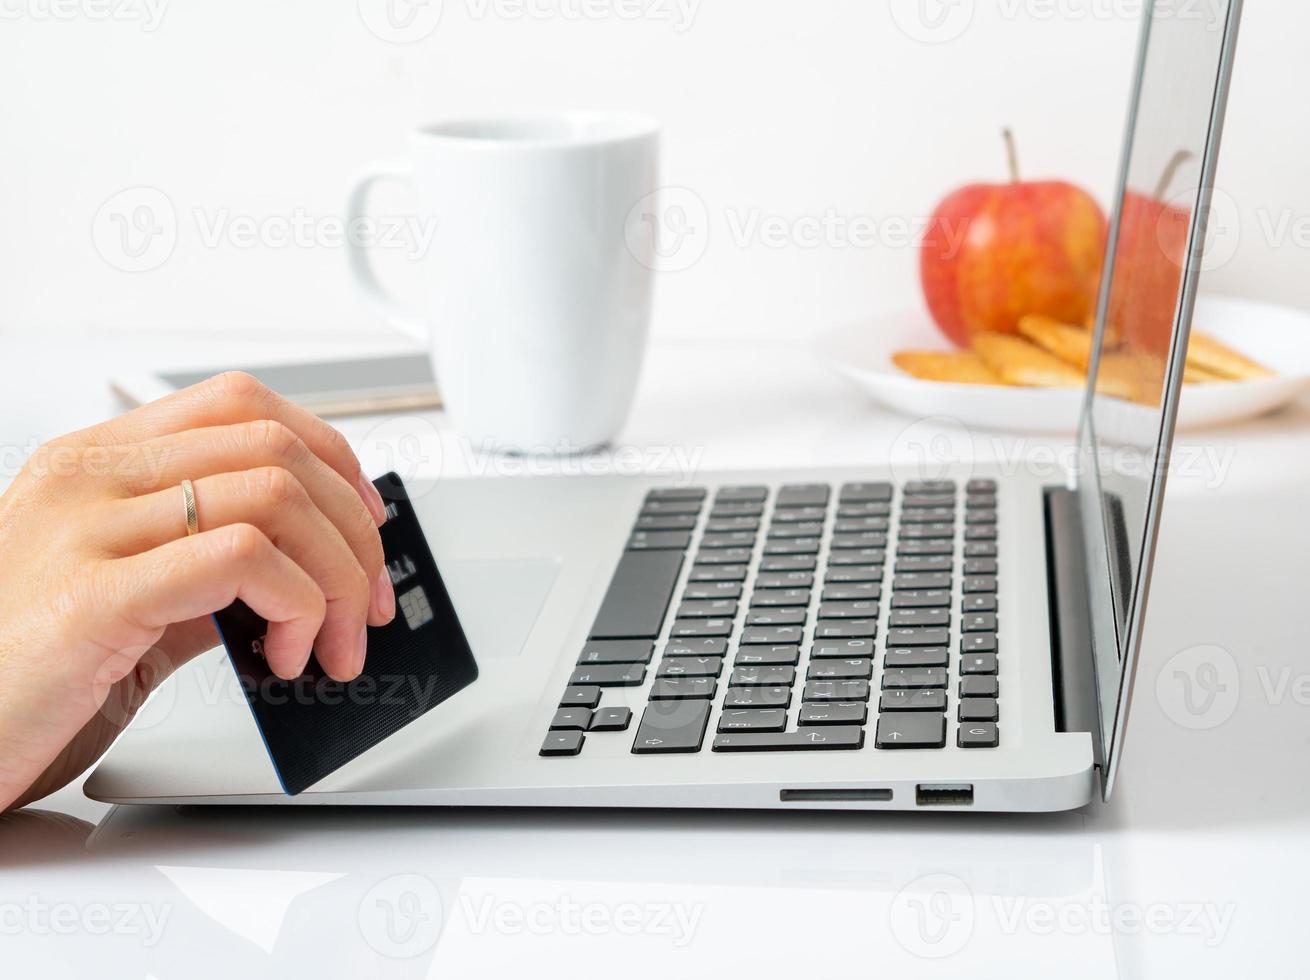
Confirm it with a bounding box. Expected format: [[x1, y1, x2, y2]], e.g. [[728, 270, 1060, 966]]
[[632, 701, 712, 754]]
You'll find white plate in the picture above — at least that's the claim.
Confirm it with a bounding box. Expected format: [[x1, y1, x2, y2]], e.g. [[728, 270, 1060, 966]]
[[818, 295, 1310, 433]]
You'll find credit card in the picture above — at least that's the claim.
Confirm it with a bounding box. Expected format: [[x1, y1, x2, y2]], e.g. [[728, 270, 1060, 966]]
[[213, 472, 478, 795]]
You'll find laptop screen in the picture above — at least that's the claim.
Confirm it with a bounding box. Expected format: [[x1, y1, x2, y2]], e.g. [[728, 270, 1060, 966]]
[[1075, 0, 1243, 796]]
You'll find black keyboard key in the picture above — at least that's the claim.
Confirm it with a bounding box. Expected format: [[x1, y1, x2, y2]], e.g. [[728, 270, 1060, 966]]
[[745, 608, 807, 628], [817, 601, 880, 620], [807, 659, 873, 680], [966, 479, 997, 494], [713, 727, 864, 752], [640, 499, 702, 516], [885, 647, 949, 668], [777, 484, 831, 508], [901, 493, 955, 509], [828, 549, 887, 566], [695, 548, 754, 566], [960, 676, 999, 698], [958, 722, 1000, 748], [905, 479, 955, 494], [676, 599, 738, 619], [560, 686, 602, 709], [710, 502, 765, 518], [958, 698, 999, 722], [724, 686, 792, 709], [888, 608, 949, 629], [961, 633, 998, 654], [804, 680, 870, 702], [541, 731, 585, 756], [831, 532, 888, 550], [899, 523, 955, 540], [880, 689, 947, 712], [578, 641, 655, 665], [670, 618, 734, 638], [755, 571, 815, 589], [705, 516, 761, 533], [759, 555, 817, 573], [689, 564, 748, 583], [647, 487, 707, 503], [962, 594, 998, 613], [551, 708, 593, 730], [632, 700, 712, 753], [895, 556, 953, 573], [751, 588, 811, 608], [822, 583, 880, 601], [717, 708, 788, 733], [767, 522, 825, 539], [570, 664, 646, 687], [657, 657, 724, 678], [893, 572, 952, 591], [840, 481, 893, 503], [886, 627, 950, 647], [964, 541, 998, 558], [882, 668, 948, 690], [770, 506, 827, 524], [891, 589, 951, 609], [590, 550, 683, 640], [811, 638, 875, 659], [665, 637, 728, 657], [626, 536, 686, 556], [966, 494, 996, 510], [837, 502, 891, 518], [965, 525, 998, 541], [730, 665, 797, 687], [798, 702, 868, 726], [834, 517, 890, 533], [764, 538, 821, 556], [741, 626, 805, 645], [590, 707, 633, 732], [734, 645, 801, 666], [635, 514, 697, 532], [649, 677, 718, 700], [875, 713, 946, 749], [963, 612, 998, 633], [814, 619, 877, 639], [824, 566, 883, 585], [964, 558, 998, 576], [966, 510, 997, 526], [901, 507, 955, 524], [701, 531, 757, 550], [961, 654, 998, 676], [683, 581, 743, 601], [897, 540, 954, 557], [715, 485, 768, 503]]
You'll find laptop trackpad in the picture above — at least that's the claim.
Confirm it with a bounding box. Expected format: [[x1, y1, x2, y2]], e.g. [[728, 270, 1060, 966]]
[[440, 558, 561, 659]]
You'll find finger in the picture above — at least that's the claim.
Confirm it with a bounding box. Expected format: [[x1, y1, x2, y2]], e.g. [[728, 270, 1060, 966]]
[[108, 523, 326, 680], [76, 371, 388, 526], [105, 420, 392, 626], [108, 468, 372, 681]]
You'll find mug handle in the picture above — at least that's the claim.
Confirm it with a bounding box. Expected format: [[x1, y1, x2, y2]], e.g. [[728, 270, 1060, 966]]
[[346, 161, 431, 342]]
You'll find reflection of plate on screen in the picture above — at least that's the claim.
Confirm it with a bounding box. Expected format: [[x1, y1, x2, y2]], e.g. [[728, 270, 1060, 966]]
[[818, 295, 1310, 433]]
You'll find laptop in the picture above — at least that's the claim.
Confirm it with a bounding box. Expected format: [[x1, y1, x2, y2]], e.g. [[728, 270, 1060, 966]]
[[86, 0, 1244, 812]]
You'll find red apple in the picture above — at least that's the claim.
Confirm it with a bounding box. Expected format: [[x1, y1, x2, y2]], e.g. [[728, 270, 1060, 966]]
[[920, 132, 1108, 348]]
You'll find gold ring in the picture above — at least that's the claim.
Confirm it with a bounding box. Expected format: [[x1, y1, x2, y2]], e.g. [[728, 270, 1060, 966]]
[[181, 479, 199, 537]]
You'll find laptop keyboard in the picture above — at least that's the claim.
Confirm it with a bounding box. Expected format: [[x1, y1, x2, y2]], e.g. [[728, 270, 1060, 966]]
[[539, 480, 1000, 758]]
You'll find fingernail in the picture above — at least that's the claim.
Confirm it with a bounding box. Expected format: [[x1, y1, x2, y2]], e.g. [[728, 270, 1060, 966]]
[[292, 646, 313, 679], [355, 627, 369, 675], [357, 472, 388, 526], [375, 567, 396, 621]]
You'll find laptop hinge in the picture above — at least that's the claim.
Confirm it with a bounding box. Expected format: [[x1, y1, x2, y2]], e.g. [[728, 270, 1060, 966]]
[[1044, 487, 1104, 771]]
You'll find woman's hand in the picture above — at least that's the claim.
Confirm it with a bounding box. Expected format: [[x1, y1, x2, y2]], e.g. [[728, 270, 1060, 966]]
[[0, 372, 396, 812]]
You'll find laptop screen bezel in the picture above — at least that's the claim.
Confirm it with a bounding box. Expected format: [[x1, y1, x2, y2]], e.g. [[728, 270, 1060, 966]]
[[1074, 0, 1245, 801]]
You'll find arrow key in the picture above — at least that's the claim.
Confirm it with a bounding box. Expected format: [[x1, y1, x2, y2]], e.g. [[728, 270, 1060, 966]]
[[875, 712, 946, 749]]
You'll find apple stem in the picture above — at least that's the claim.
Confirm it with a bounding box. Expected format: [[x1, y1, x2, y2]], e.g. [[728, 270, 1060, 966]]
[[1153, 150, 1194, 199], [1002, 128, 1020, 182]]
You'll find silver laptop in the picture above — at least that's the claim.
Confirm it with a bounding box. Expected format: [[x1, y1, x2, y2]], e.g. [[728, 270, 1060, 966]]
[[87, 0, 1244, 812]]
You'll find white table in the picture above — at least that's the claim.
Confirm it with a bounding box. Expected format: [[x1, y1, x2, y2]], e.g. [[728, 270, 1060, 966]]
[[4, 328, 1309, 978]]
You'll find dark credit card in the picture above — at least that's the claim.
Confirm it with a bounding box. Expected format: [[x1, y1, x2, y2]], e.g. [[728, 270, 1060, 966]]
[[213, 472, 478, 795]]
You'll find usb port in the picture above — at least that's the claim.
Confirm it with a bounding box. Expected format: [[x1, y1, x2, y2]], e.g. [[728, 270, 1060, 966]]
[[915, 784, 974, 806]]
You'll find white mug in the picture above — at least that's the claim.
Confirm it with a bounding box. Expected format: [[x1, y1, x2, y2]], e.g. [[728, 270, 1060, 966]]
[[347, 112, 661, 454]]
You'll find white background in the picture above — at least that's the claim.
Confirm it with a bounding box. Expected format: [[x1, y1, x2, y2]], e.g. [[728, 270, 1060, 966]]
[[1, 0, 1307, 347]]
